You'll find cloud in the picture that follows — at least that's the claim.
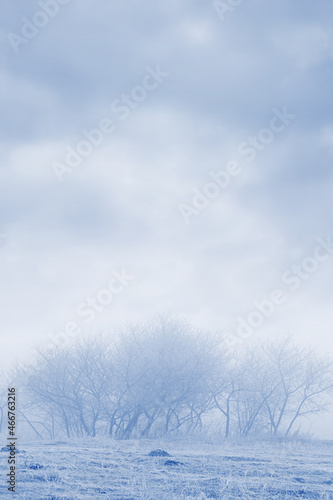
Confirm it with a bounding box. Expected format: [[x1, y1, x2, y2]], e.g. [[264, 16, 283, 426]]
[[1, 2, 333, 441]]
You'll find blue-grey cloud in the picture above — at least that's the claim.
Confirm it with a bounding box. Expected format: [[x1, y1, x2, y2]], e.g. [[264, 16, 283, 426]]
[[1, 1, 333, 438]]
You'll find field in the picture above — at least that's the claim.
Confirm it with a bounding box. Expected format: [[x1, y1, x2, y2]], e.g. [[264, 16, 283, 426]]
[[1, 438, 333, 499]]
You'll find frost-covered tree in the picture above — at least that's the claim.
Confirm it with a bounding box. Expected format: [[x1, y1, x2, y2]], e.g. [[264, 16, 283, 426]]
[[18, 318, 333, 440], [104, 314, 222, 438], [260, 338, 333, 436]]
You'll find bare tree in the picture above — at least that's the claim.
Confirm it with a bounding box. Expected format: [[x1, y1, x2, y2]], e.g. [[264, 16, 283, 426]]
[[103, 314, 221, 438], [17, 319, 333, 441], [261, 338, 333, 436]]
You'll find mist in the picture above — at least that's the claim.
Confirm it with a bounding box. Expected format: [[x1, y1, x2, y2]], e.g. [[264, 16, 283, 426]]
[[1, 0, 333, 497]]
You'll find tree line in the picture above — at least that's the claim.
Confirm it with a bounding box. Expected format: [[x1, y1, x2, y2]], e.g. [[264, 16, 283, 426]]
[[1, 315, 333, 440]]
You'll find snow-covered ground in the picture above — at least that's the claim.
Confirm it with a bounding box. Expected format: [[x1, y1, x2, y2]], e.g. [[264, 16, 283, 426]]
[[1, 438, 332, 499]]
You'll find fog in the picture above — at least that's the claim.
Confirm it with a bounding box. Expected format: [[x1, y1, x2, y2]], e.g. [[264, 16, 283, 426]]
[[1, 1, 333, 443]]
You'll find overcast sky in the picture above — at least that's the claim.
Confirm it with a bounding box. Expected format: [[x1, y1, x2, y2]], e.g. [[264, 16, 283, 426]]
[[1, 1, 333, 434]]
